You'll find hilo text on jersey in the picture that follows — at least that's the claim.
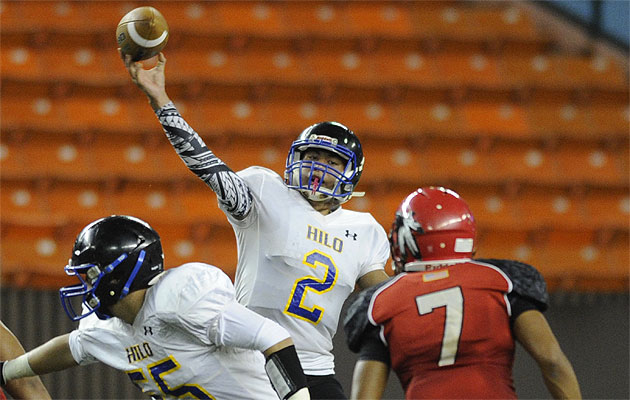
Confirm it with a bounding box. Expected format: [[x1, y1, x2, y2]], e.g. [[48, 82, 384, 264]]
[[306, 224, 343, 253], [126, 342, 153, 363]]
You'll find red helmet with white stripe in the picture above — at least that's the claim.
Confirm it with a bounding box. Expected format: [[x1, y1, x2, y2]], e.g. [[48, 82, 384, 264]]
[[389, 187, 476, 273]]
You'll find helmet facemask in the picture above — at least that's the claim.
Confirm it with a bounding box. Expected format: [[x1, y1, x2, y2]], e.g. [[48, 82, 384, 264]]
[[285, 122, 364, 204]]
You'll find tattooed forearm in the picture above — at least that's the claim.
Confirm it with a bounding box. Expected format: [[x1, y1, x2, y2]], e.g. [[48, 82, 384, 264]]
[[156, 102, 252, 219]]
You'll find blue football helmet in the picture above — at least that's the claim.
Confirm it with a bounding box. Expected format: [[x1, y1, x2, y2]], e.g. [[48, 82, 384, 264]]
[[59, 215, 164, 321], [284, 121, 364, 203]]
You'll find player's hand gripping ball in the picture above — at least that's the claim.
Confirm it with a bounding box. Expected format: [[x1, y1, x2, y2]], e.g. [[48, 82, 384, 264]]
[[116, 6, 169, 61]]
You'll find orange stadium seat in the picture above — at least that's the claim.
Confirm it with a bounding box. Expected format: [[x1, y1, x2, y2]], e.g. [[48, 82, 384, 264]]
[[474, 229, 532, 262], [0, 45, 44, 81], [526, 97, 592, 138], [555, 144, 624, 186], [370, 47, 441, 87], [456, 186, 519, 230], [1, 96, 64, 132], [434, 52, 504, 88], [282, 2, 347, 38], [19, 138, 94, 180], [583, 189, 630, 230], [489, 143, 556, 184], [89, 136, 164, 181], [152, 2, 221, 35], [166, 48, 243, 84], [17, 1, 86, 32], [46, 182, 113, 223], [327, 101, 397, 138], [263, 99, 331, 136], [0, 140, 26, 179], [111, 182, 180, 224], [360, 141, 422, 185], [555, 55, 628, 91], [516, 187, 585, 230], [213, 1, 287, 37], [462, 101, 530, 138], [305, 49, 375, 85], [397, 99, 465, 137], [410, 4, 479, 41], [344, 2, 414, 39], [41, 47, 118, 85], [589, 102, 629, 139], [193, 99, 266, 136], [1, 225, 73, 288], [0, 181, 48, 223], [239, 48, 308, 85], [419, 140, 493, 183], [175, 182, 229, 226], [471, 7, 539, 42], [501, 53, 565, 89], [63, 97, 135, 133]]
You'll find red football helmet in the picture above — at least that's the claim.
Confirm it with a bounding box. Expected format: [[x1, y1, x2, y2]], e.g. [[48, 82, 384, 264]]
[[389, 187, 476, 273]]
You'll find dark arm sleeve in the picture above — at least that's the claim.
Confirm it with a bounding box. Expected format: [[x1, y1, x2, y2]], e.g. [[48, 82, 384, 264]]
[[476, 258, 549, 326], [343, 281, 392, 364], [156, 102, 253, 219]]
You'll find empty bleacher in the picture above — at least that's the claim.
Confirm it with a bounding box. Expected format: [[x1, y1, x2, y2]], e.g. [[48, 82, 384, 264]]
[[1, 1, 628, 291]]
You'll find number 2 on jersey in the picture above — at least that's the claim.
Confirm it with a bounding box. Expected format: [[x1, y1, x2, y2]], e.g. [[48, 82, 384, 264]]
[[285, 250, 338, 324], [416, 286, 464, 367]]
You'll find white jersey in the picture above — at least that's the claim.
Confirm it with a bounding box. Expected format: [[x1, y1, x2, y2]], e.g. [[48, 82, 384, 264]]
[[73, 263, 280, 400], [221, 167, 390, 375]]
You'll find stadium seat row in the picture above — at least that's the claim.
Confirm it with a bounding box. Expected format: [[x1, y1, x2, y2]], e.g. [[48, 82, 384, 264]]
[[1, 135, 628, 187], [1, 1, 542, 43], [1, 177, 628, 233], [1, 221, 626, 291], [2, 93, 628, 142], [2, 44, 627, 92]]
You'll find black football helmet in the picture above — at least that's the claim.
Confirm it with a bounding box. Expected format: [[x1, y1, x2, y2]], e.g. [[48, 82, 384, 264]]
[[284, 121, 365, 203], [59, 215, 164, 321]]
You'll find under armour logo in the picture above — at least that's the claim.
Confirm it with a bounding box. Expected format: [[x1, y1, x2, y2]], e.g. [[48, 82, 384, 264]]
[[144, 326, 153, 335], [345, 230, 357, 240]]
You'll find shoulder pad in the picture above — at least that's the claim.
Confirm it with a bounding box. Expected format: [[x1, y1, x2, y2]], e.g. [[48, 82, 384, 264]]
[[476, 258, 549, 310], [343, 281, 389, 353]]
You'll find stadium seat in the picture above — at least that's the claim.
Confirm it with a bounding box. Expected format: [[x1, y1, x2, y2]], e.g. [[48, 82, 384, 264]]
[[282, 2, 347, 38], [589, 102, 629, 139], [0, 181, 47, 222], [555, 144, 624, 186], [360, 141, 422, 185], [327, 101, 397, 138], [489, 143, 556, 184], [344, 2, 414, 39], [263, 99, 330, 136], [527, 97, 592, 139], [397, 99, 465, 137], [474, 229, 532, 262], [583, 189, 630, 230], [456, 186, 519, 230], [46, 182, 113, 224], [434, 52, 504, 88], [213, 2, 286, 37], [516, 187, 585, 230], [240, 47, 308, 84], [19, 138, 94, 180], [1, 96, 64, 132], [462, 101, 530, 138], [63, 96, 135, 133], [305, 49, 375, 85], [0, 225, 72, 288], [111, 182, 180, 224], [0, 45, 44, 81], [370, 47, 440, 87]]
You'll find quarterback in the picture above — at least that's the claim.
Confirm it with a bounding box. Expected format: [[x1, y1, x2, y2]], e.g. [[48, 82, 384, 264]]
[[0, 216, 309, 400], [122, 52, 390, 399]]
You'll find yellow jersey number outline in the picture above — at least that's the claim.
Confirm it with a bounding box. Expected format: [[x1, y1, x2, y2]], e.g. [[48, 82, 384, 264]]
[[127, 355, 215, 399], [285, 250, 339, 325]]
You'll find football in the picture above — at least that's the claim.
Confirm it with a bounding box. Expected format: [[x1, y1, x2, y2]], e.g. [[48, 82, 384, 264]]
[[116, 6, 169, 61]]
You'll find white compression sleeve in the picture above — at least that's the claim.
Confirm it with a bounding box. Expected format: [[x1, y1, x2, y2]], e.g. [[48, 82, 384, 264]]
[[2, 354, 35, 381], [216, 301, 290, 351]]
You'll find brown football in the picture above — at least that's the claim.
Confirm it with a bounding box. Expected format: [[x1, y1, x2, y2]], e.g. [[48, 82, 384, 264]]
[[116, 6, 169, 61]]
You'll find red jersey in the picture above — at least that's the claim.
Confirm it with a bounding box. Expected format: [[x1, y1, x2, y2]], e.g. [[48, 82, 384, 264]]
[[370, 261, 515, 399], [346, 258, 549, 400]]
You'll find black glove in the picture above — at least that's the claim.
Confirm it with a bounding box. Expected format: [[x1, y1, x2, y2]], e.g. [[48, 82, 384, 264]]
[[0, 361, 6, 387]]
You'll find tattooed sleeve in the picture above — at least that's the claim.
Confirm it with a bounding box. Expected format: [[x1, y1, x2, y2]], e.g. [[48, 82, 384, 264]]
[[156, 102, 253, 219]]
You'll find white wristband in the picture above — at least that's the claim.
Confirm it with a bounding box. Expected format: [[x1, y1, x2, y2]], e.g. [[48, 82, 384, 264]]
[[3, 354, 35, 381]]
